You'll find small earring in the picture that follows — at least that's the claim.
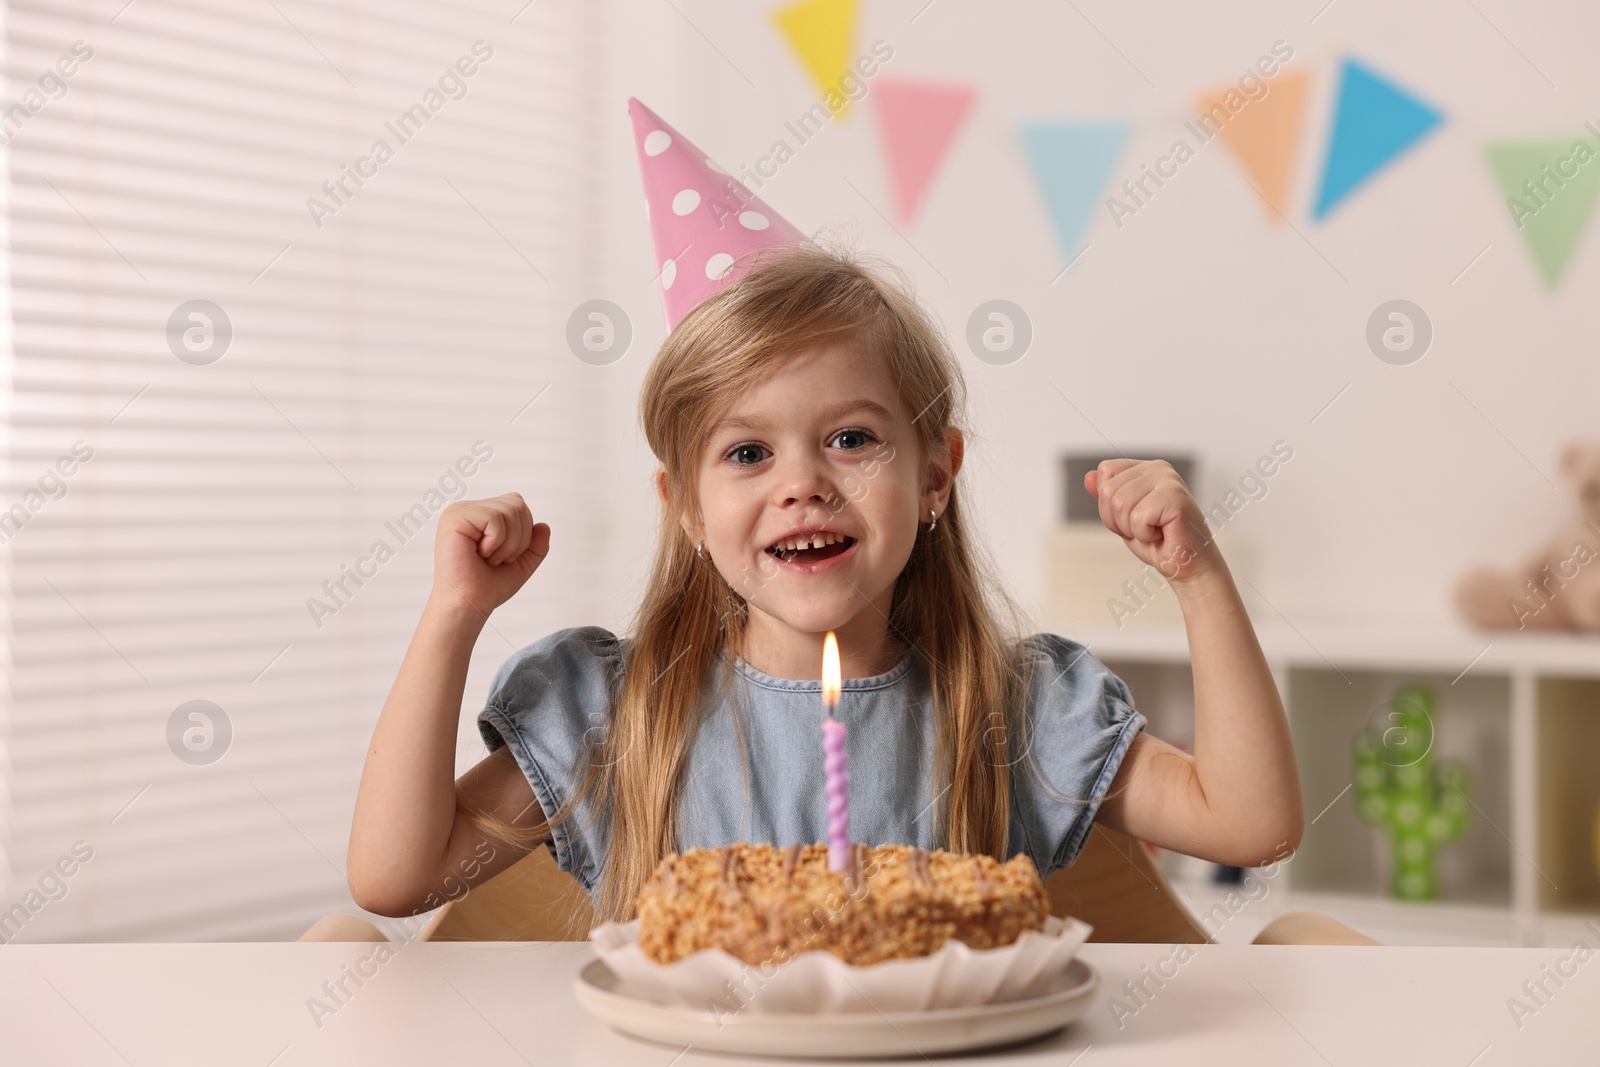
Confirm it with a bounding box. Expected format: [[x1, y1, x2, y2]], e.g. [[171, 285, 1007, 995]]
[[927, 508, 938, 533], [696, 539, 712, 562]]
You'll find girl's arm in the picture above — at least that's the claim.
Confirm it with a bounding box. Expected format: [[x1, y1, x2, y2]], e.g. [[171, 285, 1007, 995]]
[[347, 493, 553, 917], [1083, 461, 1305, 867]]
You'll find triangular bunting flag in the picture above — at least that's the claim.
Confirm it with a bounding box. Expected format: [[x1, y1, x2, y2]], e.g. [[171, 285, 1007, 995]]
[[1312, 57, 1443, 220], [773, 0, 857, 118], [1196, 68, 1310, 223], [1486, 134, 1600, 290], [1019, 121, 1129, 263], [872, 78, 977, 224]]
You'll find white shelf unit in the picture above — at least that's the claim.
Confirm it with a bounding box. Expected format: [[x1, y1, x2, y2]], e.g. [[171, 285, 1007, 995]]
[[1050, 618, 1600, 947]]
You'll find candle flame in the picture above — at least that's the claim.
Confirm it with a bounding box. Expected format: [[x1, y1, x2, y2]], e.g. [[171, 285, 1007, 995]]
[[822, 631, 840, 711]]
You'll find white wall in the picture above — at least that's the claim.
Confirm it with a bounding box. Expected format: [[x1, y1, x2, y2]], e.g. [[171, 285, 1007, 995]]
[[583, 0, 1600, 636]]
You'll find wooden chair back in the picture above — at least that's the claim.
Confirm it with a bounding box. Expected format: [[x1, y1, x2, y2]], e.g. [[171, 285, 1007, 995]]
[[418, 826, 1209, 944], [420, 843, 597, 942], [1047, 825, 1208, 944]]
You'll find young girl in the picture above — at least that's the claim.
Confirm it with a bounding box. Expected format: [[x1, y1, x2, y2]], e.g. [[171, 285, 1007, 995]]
[[347, 241, 1304, 927]]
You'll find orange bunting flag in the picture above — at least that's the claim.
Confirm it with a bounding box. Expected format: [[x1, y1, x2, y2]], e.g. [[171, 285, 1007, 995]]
[[1194, 67, 1310, 224]]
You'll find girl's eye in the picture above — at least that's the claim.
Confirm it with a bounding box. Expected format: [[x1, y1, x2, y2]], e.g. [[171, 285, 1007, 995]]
[[832, 428, 876, 452], [720, 429, 878, 467]]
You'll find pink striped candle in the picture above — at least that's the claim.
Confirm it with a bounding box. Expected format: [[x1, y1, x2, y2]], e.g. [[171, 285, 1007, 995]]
[[821, 631, 851, 871]]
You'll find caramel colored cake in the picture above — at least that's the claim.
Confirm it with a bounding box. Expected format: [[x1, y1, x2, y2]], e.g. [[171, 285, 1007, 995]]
[[636, 842, 1049, 967]]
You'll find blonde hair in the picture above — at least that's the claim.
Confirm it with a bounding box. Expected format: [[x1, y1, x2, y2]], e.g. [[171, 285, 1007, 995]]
[[466, 238, 1049, 925]]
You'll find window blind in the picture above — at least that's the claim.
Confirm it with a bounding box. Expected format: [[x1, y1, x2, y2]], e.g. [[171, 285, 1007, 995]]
[[1, 0, 602, 941]]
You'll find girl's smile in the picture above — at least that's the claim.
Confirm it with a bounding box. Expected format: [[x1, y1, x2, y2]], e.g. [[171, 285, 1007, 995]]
[[764, 529, 859, 573]]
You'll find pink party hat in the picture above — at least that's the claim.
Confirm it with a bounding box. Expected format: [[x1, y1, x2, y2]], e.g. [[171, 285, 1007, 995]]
[[629, 97, 809, 330]]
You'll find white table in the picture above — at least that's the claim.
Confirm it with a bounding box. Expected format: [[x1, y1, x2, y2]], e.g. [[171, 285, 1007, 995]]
[[0, 941, 1588, 1064]]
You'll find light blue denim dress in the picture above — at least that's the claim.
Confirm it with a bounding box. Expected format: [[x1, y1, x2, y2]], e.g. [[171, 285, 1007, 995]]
[[477, 626, 1145, 896]]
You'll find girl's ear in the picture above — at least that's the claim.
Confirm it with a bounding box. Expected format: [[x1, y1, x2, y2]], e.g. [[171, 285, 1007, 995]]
[[659, 468, 702, 542], [944, 428, 965, 480], [925, 428, 964, 495]]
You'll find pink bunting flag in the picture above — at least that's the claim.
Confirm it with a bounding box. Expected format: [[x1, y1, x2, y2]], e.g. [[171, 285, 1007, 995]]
[[871, 78, 977, 224]]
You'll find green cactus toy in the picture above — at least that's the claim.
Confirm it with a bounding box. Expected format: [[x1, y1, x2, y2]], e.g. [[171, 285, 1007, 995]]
[[1351, 684, 1472, 901]]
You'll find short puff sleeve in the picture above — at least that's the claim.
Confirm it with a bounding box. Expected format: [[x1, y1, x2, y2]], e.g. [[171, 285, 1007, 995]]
[[1008, 632, 1146, 879], [476, 625, 625, 895]]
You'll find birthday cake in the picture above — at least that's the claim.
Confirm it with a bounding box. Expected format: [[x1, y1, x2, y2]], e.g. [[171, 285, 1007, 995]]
[[636, 842, 1050, 968]]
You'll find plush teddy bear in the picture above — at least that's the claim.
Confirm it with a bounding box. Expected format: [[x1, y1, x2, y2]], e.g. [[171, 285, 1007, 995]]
[[1454, 443, 1600, 631]]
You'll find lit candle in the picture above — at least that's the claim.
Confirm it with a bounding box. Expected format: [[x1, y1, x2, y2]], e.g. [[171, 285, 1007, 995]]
[[821, 631, 851, 872]]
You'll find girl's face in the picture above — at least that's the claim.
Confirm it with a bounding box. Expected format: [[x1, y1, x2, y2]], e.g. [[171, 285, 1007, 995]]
[[676, 341, 961, 672]]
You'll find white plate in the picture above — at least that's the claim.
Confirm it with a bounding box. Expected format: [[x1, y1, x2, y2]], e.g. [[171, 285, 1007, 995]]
[[574, 956, 1099, 1059]]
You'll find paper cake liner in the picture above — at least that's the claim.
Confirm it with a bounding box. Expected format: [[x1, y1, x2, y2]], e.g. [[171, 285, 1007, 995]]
[[588, 913, 1093, 1014]]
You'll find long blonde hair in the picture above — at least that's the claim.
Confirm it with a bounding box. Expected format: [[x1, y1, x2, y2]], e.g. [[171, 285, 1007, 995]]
[[468, 239, 1046, 924]]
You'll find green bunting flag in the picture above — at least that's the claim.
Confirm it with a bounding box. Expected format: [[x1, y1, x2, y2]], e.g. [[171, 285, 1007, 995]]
[[1486, 132, 1600, 290]]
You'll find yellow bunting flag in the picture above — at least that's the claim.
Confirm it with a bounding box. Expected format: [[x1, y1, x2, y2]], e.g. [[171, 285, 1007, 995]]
[[773, 0, 858, 119], [1194, 67, 1310, 224]]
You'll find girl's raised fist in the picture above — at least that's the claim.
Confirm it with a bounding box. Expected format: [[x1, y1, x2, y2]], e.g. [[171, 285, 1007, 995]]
[[431, 492, 549, 617], [1084, 459, 1219, 585]]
